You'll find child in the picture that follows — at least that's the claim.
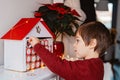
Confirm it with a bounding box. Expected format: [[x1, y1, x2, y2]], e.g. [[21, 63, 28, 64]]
[[28, 21, 111, 80]]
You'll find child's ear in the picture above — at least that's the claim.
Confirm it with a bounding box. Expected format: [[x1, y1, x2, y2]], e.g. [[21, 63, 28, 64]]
[[89, 39, 97, 49]]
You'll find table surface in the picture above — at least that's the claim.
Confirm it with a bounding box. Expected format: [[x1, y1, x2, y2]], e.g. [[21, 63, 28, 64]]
[[0, 66, 56, 80]]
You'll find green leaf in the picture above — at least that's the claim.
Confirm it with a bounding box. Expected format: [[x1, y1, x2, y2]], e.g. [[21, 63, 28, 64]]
[[64, 27, 75, 36], [72, 21, 79, 29], [38, 6, 49, 13]]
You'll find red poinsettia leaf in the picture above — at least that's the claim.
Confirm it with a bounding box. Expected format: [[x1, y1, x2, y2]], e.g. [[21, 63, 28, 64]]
[[53, 3, 64, 7], [34, 12, 42, 17], [57, 7, 67, 15], [71, 9, 81, 17]]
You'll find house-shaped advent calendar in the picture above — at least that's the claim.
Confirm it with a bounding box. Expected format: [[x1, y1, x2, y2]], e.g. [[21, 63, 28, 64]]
[[1, 18, 55, 71]]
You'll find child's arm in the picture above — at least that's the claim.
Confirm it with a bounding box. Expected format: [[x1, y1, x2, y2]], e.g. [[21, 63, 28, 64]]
[[33, 43, 72, 78], [28, 37, 73, 78]]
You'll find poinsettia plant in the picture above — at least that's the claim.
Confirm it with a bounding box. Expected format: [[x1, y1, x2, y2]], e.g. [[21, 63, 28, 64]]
[[34, 3, 81, 40]]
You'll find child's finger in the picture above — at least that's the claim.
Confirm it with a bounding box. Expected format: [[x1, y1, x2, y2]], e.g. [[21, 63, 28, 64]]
[[28, 37, 33, 43]]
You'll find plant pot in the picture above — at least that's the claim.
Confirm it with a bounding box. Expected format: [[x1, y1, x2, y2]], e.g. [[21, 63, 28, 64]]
[[53, 41, 64, 57]]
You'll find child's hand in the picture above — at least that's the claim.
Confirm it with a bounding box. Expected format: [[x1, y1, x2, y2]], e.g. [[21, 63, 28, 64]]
[[28, 36, 40, 47]]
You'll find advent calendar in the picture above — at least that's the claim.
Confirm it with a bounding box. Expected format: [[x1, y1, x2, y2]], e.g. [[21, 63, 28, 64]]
[[1, 18, 55, 71]]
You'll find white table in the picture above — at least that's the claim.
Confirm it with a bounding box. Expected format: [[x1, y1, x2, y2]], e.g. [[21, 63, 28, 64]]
[[0, 66, 58, 80]]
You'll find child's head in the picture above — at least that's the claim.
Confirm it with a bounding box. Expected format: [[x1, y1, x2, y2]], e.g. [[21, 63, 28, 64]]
[[74, 21, 111, 59]]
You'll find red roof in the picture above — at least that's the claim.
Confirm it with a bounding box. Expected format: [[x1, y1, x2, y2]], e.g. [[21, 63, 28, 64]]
[[1, 18, 55, 40]]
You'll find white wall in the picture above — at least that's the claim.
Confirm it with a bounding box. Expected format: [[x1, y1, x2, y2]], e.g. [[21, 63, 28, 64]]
[[0, 0, 52, 65]]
